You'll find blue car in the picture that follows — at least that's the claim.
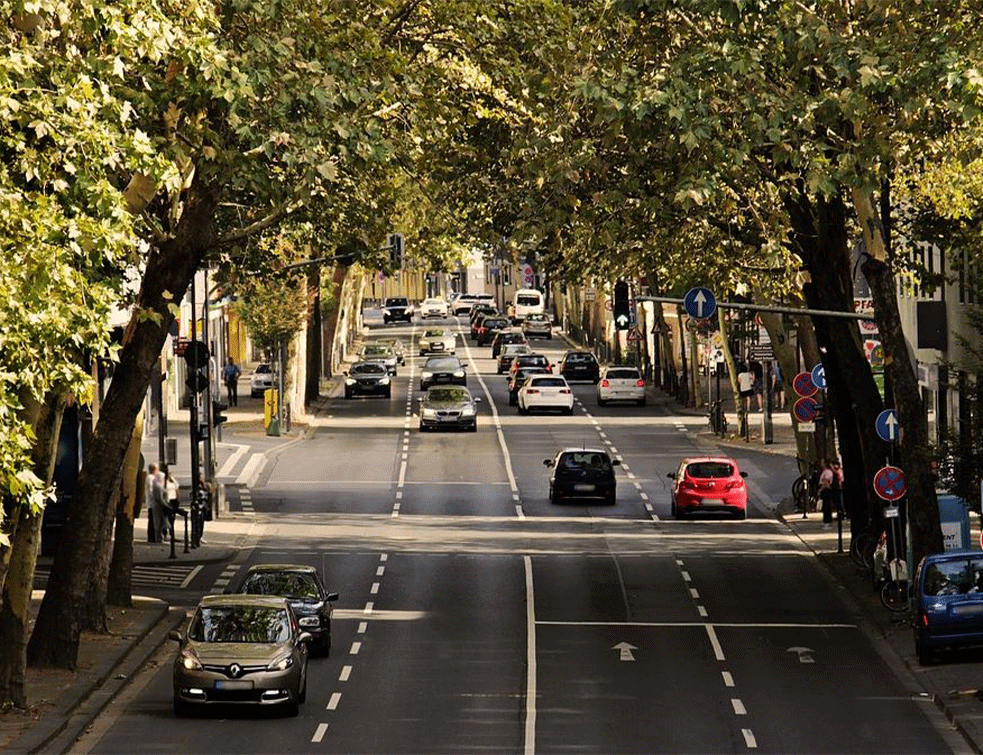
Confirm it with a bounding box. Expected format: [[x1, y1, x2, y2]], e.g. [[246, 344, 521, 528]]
[[913, 549, 983, 665]]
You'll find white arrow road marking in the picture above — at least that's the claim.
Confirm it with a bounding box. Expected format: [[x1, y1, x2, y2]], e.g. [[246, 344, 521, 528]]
[[612, 641, 638, 661], [787, 646, 815, 663]]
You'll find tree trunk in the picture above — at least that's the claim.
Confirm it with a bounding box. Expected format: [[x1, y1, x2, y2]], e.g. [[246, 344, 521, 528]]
[[27, 184, 221, 669], [305, 266, 322, 406], [757, 310, 811, 463], [322, 265, 348, 378], [0, 393, 64, 707], [107, 411, 144, 608]]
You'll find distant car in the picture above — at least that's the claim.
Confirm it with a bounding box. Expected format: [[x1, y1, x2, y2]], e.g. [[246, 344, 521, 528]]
[[170, 594, 309, 717], [419, 386, 480, 432], [508, 353, 552, 381], [476, 317, 510, 346], [518, 374, 574, 415], [359, 343, 398, 375], [234, 564, 339, 655], [378, 337, 405, 364], [507, 366, 550, 405], [418, 298, 449, 319], [418, 328, 456, 356], [914, 549, 983, 665], [250, 364, 274, 398], [344, 362, 392, 399], [383, 297, 412, 324], [470, 312, 498, 340], [597, 366, 646, 406], [521, 312, 552, 340], [453, 293, 494, 315], [667, 457, 748, 519], [497, 343, 532, 374], [420, 356, 467, 391], [470, 305, 498, 327], [544, 448, 620, 505], [491, 329, 527, 358], [557, 350, 600, 383]]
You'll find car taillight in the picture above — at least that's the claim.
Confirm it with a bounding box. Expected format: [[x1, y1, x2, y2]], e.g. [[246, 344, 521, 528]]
[[921, 612, 929, 627], [636, 379, 645, 387], [479, 327, 486, 334], [601, 379, 610, 387], [547, 366, 553, 373], [725, 480, 745, 490], [559, 389, 571, 394], [526, 389, 539, 394]]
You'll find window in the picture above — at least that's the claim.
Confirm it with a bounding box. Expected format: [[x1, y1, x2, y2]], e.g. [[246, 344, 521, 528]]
[[607, 369, 640, 380], [923, 558, 983, 596], [532, 377, 567, 387], [242, 572, 321, 600], [517, 294, 541, 306], [189, 606, 291, 643], [560, 453, 612, 472], [686, 462, 734, 479]]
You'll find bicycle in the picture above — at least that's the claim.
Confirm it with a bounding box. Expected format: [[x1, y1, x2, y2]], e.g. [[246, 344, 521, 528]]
[[707, 400, 727, 435], [879, 556, 909, 612], [850, 532, 879, 571], [791, 472, 818, 518]]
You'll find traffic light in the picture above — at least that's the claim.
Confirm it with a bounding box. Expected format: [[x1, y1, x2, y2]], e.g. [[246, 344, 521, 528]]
[[212, 401, 228, 427], [613, 280, 630, 330], [182, 340, 209, 393], [388, 233, 404, 269]]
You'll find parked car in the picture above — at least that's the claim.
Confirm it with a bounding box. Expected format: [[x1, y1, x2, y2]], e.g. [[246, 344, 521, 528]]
[[521, 312, 552, 340], [508, 353, 552, 380], [557, 350, 601, 383], [382, 296, 412, 323], [507, 366, 550, 405], [544, 448, 620, 505], [378, 337, 405, 364], [597, 366, 646, 406], [476, 316, 510, 346], [359, 343, 398, 375], [344, 362, 392, 399], [497, 343, 532, 374], [418, 386, 480, 432], [170, 594, 309, 717], [518, 374, 574, 415], [491, 329, 527, 358], [418, 298, 449, 319], [250, 363, 274, 398], [913, 549, 983, 665], [667, 457, 748, 519], [420, 356, 467, 391], [233, 564, 339, 655], [418, 328, 456, 356]]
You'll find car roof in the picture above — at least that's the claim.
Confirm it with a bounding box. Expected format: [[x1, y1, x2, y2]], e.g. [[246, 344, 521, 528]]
[[680, 456, 739, 464], [559, 447, 609, 455], [244, 563, 319, 575], [199, 594, 289, 609], [922, 549, 982, 562]]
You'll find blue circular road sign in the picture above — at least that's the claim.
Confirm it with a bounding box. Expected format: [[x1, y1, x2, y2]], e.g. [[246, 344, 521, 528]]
[[875, 409, 899, 443], [683, 287, 716, 320], [811, 363, 826, 390], [873, 465, 906, 502]]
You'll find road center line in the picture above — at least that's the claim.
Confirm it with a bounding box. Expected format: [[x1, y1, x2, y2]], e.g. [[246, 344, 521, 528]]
[[523, 555, 537, 755], [742, 729, 757, 748], [312, 723, 328, 742], [339, 666, 352, 682], [722, 671, 734, 687], [706, 625, 725, 661], [350, 641, 362, 655], [326, 692, 341, 710], [732, 698, 747, 715]]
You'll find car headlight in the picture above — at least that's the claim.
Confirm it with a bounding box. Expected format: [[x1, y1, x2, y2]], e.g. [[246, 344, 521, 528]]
[[267, 653, 294, 671], [345, 378, 356, 385], [379, 377, 390, 385], [453, 370, 465, 377], [422, 371, 433, 379], [461, 405, 476, 416], [179, 648, 202, 671], [298, 616, 321, 628]]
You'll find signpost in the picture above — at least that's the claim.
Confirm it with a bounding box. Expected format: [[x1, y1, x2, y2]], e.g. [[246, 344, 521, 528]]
[[811, 363, 827, 390], [794, 397, 818, 423], [875, 409, 899, 443], [792, 371, 818, 398], [683, 287, 716, 320], [626, 328, 643, 343], [873, 465, 907, 502]]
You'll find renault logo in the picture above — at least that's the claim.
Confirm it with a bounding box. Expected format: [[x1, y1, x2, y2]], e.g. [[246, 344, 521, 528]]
[[228, 663, 242, 678]]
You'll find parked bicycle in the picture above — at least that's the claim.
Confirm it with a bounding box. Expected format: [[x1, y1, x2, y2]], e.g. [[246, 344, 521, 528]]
[[791, 463, 820, 518], [707, 400, 727, 436], [879, 555, 909, 612]]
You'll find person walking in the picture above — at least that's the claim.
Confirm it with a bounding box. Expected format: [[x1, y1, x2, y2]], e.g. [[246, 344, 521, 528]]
[[772, 363, 785, 409], [752, 364, 764, 412], [819, 459, 835, 529], [832, 459, 846, 520], [737, 363, 754, 414], [164, 469, 183, 540], [149, 463, 169, 542], [222, 358, 241, 407]]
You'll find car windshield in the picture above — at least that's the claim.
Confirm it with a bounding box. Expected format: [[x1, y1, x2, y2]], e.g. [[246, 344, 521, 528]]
[[426, 358, 459, 370], [517, 294, 540, 306], [351, 363, 385, 376], [428, 388, 469, 402], [686, 462, 735, 479], [923, 558, 983, 596], [608, 369, 640, 380], [363, 345, 390, 356], [530, 377, 566, 387], [423, 330, 445, 338], [385, 298, 408, 307], [241, 572, 321, 601], [255, 364, 271, 374], [189, 606, 290, 644], [559, 452, 612, 473]]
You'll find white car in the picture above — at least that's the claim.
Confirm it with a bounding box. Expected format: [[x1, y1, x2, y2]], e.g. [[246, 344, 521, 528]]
[[418, 298, 449, 319], [359, 344, 398, 375], [597, 366, 646, 406], [518, 375, 574, 415], [418, 328, 456, 356], [249, 364, 274, 397]]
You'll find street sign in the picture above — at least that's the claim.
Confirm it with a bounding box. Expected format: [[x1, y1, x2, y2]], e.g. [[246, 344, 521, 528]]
[[796, 422, 816, 432], [626, 328, 643, 343], [585, 287, 595, 302], [792, 371, 818, 398], [605, 299, 613, 311], [794, 396, 818, 423], [683, 287, 716, 320], [749, 344, 774, 360], [873, 465, 907, 502], [875, 409, 899, 443], [520, 263, 534, 288], [811, 363, 827, 390]]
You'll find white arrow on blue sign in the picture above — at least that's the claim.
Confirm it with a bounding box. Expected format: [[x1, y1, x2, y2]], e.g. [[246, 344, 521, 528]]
[[875, 409, 899, 443], [683, 287, 716, 320], [811, 363, 826, 390]]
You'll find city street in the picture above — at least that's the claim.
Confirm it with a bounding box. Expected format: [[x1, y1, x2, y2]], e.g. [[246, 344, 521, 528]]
[[74, 317, 957, 755]]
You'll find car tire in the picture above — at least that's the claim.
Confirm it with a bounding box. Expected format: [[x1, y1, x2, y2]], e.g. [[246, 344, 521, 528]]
[[384, 388, 392, 399], [564, 406, 574, 415], [670, 499, 676, 518], [173, 698, 193, 718], [285, 698, 300, 717], [469, 423, 477, 433], [638, 397, 647, 407], [547, 334, 552, 340], [298, 667, 308, 704], [549, 485, 559, 504], [509, 394, 517, 406], [420, 382, 426, 392], [605, 491, 616, 506], [518, 403, 528, 415], [344, 389, 353, 400], [734, 507, 747, 520], [598, 398, 607, 406], [916, 639, 933, 666]]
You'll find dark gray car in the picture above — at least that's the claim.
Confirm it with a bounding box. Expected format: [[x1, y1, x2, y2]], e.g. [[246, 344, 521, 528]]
[[419, 386, 480, 431]]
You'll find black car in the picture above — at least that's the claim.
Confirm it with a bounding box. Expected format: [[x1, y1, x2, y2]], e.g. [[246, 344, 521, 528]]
[[419, 386, 480, 432], [469, 304, 498, 325], [233, 564, 339, 655], [420, 356, 467, 391], [470, 310, 499, 339], [507, 366, 550, 405], [344, 362, 392, 399], [476, 317, 510, 346], [544, 448, 620, 505], [383, 296, 412, 323], [491, 330, 527, 358], [557, 350, 601, 383]]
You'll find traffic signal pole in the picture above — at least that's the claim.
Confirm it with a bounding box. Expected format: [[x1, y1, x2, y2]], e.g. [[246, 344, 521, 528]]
[[186, 272, 199, 558]]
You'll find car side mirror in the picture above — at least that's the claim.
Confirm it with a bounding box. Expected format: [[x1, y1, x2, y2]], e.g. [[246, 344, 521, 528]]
[[168, 630, 183, 643], [474, 397, 482, 403], [611, 459, 621, 466], [667, 473, 676, 479], [326, 592, 339, 602], [740, 471, 748, 478], [298, 632, 313, 644], [543, 459, 554, 467]]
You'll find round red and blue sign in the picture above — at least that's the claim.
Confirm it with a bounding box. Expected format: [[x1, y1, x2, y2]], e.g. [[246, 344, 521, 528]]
[[873, 465, 906, 502], [793, 397, 818, 423], [793, 371, 817, 398]]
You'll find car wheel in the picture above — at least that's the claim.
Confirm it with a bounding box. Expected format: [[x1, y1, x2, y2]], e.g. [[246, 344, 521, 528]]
[[284, 697, 300, 717], [549, 485, 559, 504], [298, 666, 308, 704], [321, 632, 331, 657], [605, 491, 616, 506], [518, 403, 528, 415], [916, 639, 933, 666], [344, 389, 353, 399], [509, 394, 517, 406], [670, 499, 676, 518], [638, 397, 647, 407], [173, 698, 193, 718], [547, 334, 553, 340], [420, 382, 426, 392], [564, 406, 574, 415], [733, 507, 747, 520], [385, 388, 392, 399], [598, 397, 607, 406], [469, 423, 477, 433]]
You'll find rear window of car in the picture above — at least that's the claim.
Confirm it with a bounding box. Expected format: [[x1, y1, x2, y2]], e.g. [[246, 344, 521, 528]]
[[426, 358, 460, 370], [686, 462, 735, 479], [566, 353, 595, 363], [514, 368, 547, 381], [530, 377, 566, 387], [922, 558, 983, 596], [485, 319, 508, 328], [516, 355, 548, 366], [424, 299, 443, 305], [385, 298, 408, 307], [255, 364, 272, 374], [607, 369, 640, 379], [517, 294, 541, 306], [526, 314, 548, 322], [559, 452, 612, 472]]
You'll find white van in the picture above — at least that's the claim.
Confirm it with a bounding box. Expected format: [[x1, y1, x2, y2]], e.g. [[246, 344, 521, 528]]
[[510, 288, 545, 323]]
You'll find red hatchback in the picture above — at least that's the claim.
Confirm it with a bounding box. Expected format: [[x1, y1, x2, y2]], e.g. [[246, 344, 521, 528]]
[[668, 457, 748, 520]]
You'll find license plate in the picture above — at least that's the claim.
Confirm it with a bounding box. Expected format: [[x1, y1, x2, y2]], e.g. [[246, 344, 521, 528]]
[[436, 375, 450, 382], [214, 680, 253, 690], [699, 498, 724, 505], [574, 484, 595, 492]]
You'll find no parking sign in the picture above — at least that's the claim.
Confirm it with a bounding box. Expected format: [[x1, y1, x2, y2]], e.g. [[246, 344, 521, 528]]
[[793, 372, 817, 398], [873, 466, 906, 502]]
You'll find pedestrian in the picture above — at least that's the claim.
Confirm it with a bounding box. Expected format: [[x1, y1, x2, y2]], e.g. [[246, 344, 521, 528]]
[[819, 459, 835, 529], [222, 357, 240, 407], [772, 363, 785, 409], [150, 463, 169, 542], [164, 469, 184, 539], [752, 365, 764, 412], [737, 362, 754, 414], [832, 459, 846, 519]]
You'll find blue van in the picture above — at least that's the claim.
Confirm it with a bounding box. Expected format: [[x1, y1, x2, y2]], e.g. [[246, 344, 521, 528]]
[[913, 549, 983, 665]]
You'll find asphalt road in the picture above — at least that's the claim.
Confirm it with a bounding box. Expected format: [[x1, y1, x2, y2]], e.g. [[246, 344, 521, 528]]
[[75, 315, 957, 755]]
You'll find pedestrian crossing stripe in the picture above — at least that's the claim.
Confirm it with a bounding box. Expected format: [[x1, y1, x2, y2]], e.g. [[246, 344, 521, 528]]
[[34, 563, 198, 588]]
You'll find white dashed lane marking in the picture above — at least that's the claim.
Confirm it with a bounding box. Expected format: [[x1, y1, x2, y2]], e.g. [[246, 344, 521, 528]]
[[311, 723, 328, 742], [326, 692, 341, 710], [339, 666, 352, 682]]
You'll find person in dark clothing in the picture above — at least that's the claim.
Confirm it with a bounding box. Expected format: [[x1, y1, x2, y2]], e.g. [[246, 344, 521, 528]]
[[222, 358, 240, 407]]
